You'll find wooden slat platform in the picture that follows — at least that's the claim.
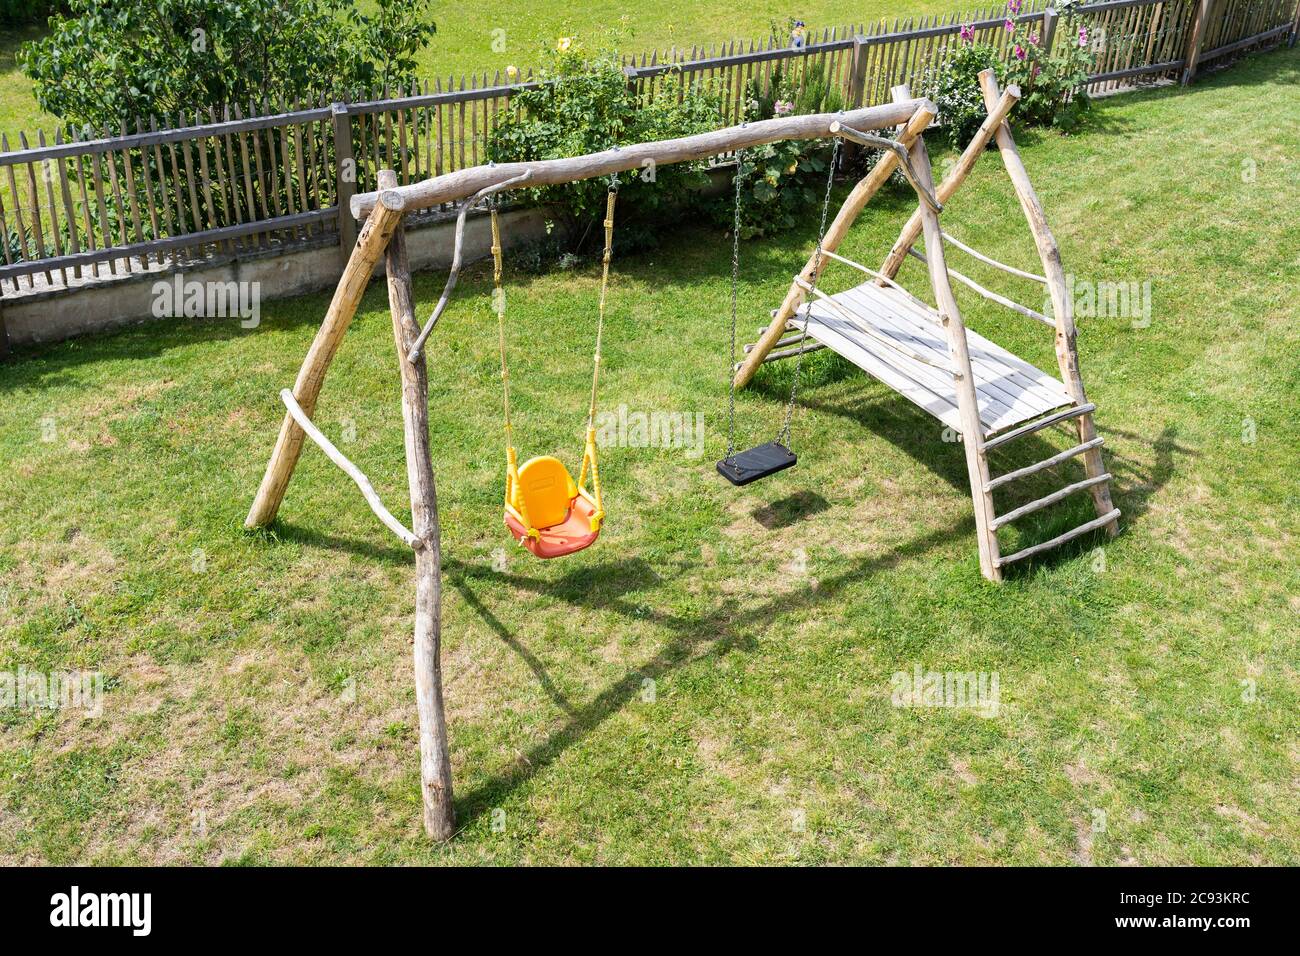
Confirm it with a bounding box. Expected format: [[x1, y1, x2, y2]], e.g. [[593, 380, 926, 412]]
[[792, 281, 1075, 437]]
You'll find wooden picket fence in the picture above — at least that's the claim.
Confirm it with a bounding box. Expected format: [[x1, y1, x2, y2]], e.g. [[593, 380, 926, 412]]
[[1, 0, 1296, 298]]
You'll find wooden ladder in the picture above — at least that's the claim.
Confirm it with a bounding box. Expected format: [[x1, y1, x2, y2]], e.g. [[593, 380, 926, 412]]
[[979, 403, 1121, 572]]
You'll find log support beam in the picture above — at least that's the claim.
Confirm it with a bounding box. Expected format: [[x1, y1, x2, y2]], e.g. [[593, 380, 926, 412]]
[[244, 184, 407, 529], [977, 72, 1118, 536], [379, 168, 455, 842]]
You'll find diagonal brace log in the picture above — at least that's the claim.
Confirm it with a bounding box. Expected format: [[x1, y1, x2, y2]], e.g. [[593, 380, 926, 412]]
[[245, 187, 407, 529]]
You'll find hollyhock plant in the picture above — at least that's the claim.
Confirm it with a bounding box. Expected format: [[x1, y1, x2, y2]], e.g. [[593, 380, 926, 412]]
[[959, 23, 975, 43]]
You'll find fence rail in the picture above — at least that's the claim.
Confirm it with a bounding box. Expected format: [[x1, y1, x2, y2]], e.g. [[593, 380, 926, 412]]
[[1, 0, 1296, 298]]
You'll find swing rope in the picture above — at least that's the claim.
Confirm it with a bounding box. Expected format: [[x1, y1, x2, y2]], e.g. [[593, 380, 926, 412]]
[[578, 176, 618, 525], [491, 204, 536, 537]]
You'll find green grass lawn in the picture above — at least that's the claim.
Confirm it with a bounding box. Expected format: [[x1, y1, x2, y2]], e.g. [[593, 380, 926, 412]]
[[1, 45, 1297, 865]]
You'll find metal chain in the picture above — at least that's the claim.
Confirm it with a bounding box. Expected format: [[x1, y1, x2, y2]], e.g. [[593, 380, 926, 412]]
[[778, 136, 841, 451], [725, 147, 745, 464]]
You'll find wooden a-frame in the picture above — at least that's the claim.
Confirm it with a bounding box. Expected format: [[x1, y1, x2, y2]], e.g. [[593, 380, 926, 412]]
[[738, 70, 1118, 583]]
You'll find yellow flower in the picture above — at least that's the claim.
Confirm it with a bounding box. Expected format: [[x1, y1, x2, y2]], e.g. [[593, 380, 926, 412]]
[[557, 36, 574, 52], [506, 64, 518, 79], [786, 163, 797, 174]]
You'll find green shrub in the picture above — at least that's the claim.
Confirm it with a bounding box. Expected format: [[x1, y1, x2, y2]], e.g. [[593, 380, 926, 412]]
[[488, 40, 721, 254], [19, 0, 436, 130], [932, 42, 1004, 150]]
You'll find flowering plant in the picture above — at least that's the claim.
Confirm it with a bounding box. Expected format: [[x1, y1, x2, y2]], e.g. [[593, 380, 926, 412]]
[[1000, 2, 1095, 131], [938, 0, 1096, 143]]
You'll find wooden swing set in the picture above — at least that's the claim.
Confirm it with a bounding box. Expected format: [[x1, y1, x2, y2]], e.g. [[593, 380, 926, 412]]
[[242, 70, 1117, 839]]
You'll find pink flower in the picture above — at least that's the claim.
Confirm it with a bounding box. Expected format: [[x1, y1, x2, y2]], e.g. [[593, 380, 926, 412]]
[[1007, 0, 1023, 14], [1031, 63, 1041, 78], [1078, 26, 1089, 47], [774, 99, 794, 116], [959, 23, 975, 43], [1005, 18, 1015, 32], [1030, 32, 1040, 45], [1014, 43, 1026, 60]]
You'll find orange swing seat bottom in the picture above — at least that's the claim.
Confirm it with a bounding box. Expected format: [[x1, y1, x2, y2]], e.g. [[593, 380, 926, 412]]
[[503, 454, 602, 559], [504, 495, 600, 559]]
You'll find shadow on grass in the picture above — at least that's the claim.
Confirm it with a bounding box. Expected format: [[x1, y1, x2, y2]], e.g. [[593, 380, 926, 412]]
[[751, 490, 829, 529], [446, 515, 972, 829]]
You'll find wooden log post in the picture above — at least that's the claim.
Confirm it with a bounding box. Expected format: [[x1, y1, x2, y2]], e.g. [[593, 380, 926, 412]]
[[977, 71, 1118, 535], [733, 101, 938, 389], [1181, 0, 1215, 84], [891, 90, 1002, 581], [841, 36, 873, 167], [877, 73, 1021, 282], [378, 168, 455, 842], [848, 35, 870, 108], [1290, 0, 1300, 48], [331, 103, 358, 265], [1041, 5, 1059, 54], [244, 184, 406, 529]]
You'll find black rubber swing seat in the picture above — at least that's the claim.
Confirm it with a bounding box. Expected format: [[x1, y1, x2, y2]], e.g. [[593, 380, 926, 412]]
[[716, 442, 798, 486]]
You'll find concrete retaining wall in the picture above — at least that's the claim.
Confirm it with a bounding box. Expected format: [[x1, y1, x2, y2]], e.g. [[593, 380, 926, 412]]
[[0, 204, 562, 349]]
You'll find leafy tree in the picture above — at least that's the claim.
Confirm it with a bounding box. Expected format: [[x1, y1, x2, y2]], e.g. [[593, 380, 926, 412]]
[[20, 0, 436, 130]]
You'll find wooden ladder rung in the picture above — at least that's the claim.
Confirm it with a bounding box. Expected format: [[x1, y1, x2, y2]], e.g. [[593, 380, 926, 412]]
[[982, 403, 1096, 451], [995, 509, 1121, 568], [734, 341, 828, 370], [985, 437, 1105, 492], [990, 473, 1113, 530], [745, 331, 808, 353]]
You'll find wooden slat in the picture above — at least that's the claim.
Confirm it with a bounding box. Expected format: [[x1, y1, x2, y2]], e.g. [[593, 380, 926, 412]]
[[982, 403, 1096, 450], [18, 133, 53, 283], [795, 281, 1074, 435], [986, 437, 1105, 491], [112, 125, 147, 270], [991, 473, 1113, 529], [36, 131, 69, 284], [52, 129, 83, 279], [996, 509, 1121, 566]]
